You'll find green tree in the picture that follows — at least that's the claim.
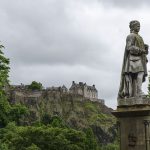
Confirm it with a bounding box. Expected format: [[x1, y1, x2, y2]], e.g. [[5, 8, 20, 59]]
[[25, 144, 41, 150], [101, 143, 119, 150], [0, 44, 9, 92], [0, 143, 9, 150], [85, 128, 97, 150], [0, 123, 99, 150], [0, 44, 10, 127], [28, 81, 43, 90], [50, 116, 67, 128], [9, 103, 29, 125], [0, 44, 28, 127]]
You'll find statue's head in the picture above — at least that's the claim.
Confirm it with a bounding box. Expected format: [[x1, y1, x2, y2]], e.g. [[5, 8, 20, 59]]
[[129, 20, 140, 33]]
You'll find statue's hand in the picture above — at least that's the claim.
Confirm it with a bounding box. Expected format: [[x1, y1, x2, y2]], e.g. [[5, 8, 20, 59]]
[[144, 44, 149, 54], [141, 49, 148, 54], [144, 44, 149, 50]]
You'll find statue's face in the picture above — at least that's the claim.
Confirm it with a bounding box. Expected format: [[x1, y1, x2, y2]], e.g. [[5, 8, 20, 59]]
[[133, 23, 140, 32]]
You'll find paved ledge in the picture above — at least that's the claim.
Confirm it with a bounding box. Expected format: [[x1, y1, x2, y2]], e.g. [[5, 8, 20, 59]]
[[118, 97, 150, 106]]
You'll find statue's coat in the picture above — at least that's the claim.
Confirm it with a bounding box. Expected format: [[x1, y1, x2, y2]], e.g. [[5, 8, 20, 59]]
[[118, 33, 148, 98]]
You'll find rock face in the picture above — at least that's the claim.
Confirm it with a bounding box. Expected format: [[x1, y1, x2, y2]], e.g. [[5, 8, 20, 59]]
[[9, 88, 117, 144]]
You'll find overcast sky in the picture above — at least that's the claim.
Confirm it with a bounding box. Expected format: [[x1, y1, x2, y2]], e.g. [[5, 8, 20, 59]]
[[0, 0, 150, 108]]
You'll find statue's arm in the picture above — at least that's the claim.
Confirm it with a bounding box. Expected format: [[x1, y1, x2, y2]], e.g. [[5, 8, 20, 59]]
[[126, 35, 145, 55]]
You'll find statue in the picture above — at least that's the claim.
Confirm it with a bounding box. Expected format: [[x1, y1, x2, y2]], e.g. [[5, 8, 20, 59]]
[[118, 20, 149, 98]]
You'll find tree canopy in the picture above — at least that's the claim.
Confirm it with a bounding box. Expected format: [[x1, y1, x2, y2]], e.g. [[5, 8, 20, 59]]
[[28, 81, 43, 91], [0, 44, 10, 127]]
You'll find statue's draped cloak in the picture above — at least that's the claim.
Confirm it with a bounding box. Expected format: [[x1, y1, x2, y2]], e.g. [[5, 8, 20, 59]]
[[118, 33, 147, 98]]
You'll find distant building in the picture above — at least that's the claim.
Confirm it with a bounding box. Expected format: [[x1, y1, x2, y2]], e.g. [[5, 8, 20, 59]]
[[69, 81, 98, 100], [11, 84, 28, 90], [62, 85, 68, 93], [46, 85, 68, 93]]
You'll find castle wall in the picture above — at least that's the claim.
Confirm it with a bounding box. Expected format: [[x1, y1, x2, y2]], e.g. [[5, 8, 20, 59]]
[[83, 88, 98, 100]]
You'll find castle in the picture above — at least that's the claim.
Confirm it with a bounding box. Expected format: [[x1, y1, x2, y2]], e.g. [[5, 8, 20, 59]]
[[10, 81, 104, 104], [69, 81, 98, 100]]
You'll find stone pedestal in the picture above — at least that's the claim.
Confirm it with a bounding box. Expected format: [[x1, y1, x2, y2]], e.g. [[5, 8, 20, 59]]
[[112, 97, 150, 150]]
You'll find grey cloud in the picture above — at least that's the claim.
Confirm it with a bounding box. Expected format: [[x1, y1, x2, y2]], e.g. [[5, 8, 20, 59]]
[[99, 0, 150, 8], [0, 0, 99, 65], [1, 0, 118, 72]]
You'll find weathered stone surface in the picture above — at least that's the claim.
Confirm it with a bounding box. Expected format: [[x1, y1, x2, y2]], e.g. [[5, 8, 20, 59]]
[[118, 97, 150, 106], [118, 116, 148, 150]]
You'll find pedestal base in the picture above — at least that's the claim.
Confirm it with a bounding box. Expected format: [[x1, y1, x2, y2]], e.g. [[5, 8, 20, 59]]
[[112, 98, 150, 150]]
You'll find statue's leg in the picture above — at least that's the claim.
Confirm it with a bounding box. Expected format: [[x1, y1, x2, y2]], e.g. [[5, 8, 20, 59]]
[[125, 74, 133, 97], [132, 74, 137, 97], [137, 72, 144, 96]]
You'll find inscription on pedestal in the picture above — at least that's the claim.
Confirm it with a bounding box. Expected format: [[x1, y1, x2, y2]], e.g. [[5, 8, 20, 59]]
[[128, 133, 137, 147]]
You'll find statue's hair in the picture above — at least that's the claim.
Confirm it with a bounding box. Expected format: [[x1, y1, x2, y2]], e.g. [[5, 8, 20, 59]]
[[129, 20, 140, 30]]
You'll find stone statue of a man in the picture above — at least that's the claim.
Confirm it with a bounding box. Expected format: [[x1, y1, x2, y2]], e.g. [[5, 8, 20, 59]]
[[118, 20, 148, 98]]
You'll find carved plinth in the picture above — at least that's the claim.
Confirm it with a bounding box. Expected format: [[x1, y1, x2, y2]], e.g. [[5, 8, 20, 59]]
[[112, 98, 150, 150]]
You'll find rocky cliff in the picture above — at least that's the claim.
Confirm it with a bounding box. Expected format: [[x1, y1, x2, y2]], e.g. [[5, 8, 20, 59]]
[[8, 89, 118, 145]]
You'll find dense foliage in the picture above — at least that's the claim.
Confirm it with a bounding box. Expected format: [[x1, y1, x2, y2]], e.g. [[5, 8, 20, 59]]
[[0, 45, 9, 92], [0, 120, 119, 150], [28, 81, 43, 90], [0, 122, 97, 150], [0, 44, 10, 127]]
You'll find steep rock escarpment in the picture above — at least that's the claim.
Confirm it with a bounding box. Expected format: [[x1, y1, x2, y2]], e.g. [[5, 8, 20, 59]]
[[9, 90, 117, 144]]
